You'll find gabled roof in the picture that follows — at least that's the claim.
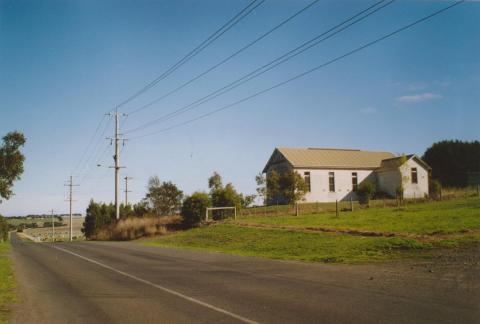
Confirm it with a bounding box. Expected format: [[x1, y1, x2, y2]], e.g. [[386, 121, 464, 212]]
[[378, 154, 432, 171], [263, 147, 395, 172]]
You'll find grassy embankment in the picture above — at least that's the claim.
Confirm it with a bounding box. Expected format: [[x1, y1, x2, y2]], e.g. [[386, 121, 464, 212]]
[[0, 241, 15, 323], [142, 198, 480, 263]]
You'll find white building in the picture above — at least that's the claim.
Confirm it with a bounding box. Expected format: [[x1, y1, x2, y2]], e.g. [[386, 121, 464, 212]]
[[262, 148, 431, 203]]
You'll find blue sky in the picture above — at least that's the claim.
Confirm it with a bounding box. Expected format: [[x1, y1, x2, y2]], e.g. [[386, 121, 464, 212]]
[[0, 0, 478, 216]]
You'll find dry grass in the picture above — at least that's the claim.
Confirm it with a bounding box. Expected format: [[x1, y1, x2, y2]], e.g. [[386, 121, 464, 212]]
[[94, 216, 182, 241]]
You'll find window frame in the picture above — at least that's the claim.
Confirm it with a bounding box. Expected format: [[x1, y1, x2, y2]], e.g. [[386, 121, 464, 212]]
[[328, 172, 335, 192], [411, 167, 418, 184], [304, 171, 311, 192], [352, 172, 358, 191]]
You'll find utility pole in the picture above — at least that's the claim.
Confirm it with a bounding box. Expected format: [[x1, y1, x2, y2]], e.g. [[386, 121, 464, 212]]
[[107, 108, 127, 220], [65, 175, 79, 242], [124, 176, 133, 206], [50, 209, 55, 243]]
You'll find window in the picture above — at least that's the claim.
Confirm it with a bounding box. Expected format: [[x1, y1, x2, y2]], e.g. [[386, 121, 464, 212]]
[[411, 168, 418, 184], [352, 172, 358, 191], [329, 172, 335, 192], [304, 172, 311, 192]]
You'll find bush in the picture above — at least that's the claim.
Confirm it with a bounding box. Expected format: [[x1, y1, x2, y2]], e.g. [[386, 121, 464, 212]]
[[429, 178, 442, 200], [94, 216, 182, 241], [357, 181, 376, 205], [181, 192, 211, 227], [0, 216, 8, 241]]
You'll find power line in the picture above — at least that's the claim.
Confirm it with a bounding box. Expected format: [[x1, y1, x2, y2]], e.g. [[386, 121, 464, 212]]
[[124, 0, 393, 134], [130, 0, 465, 140], [71, 115, 106, 175], [115, 0, 266, 111], [126, 0, 321, 116], [75, 118, 112, 181]]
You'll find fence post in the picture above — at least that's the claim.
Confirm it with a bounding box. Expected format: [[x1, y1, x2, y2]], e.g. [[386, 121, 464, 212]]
[[350, 196, 353, 212], [295, 203, 299, 216], [234, 207, 237, 220], [336, 199, 339, 217], [205, 208, 208, 221]]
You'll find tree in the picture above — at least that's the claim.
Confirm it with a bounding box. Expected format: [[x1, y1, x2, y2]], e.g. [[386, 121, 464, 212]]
[[208, 171, 223, 191], [181, 192, 211, 227], [133, 200, 149, 217], [241, 194, 256, 208], [357, 181, 376, 205], [423, 140, 480, 187], [396, 154, 410, 201], [0, 215, 8, 242], [207, 172, 247, 219], [266, 170, 281, 204], [145, 176, 183, 216], [255, 173, 267, 205], [0, 131, 26, 200], [82, 200, 115, 239], [267, 170, 307, 205]]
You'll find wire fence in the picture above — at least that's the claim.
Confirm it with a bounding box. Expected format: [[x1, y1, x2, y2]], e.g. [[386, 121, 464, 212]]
[[239, 186, 480, 218]]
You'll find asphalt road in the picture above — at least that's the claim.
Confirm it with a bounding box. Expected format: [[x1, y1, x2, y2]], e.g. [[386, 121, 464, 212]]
[[10, 233, 479, 324]]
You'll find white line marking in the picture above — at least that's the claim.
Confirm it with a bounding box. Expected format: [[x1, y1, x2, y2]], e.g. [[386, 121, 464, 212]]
[[54, 246, 259, 324]]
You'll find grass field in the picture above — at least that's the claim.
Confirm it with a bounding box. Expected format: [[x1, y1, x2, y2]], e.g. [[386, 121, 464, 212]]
[[0, 242, 15, 324], [235, 199, 480, 236], [142, 198, 480, 264], [142, 225, 430, 263]]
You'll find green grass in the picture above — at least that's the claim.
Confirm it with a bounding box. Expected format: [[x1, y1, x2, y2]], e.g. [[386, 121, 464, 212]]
[[142, 224, 433, 263], [140, 199, 480, 264], [236, 199, 480, 235], [5, 218, 49, 226], [0, 242, 15, 324]]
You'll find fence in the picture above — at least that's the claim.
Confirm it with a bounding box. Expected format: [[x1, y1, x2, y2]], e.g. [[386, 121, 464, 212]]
[[239, 186, 480, 218]]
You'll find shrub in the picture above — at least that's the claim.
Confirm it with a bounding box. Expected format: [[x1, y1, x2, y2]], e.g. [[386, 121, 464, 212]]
[[0, 216, 8, 241], [94, 216, 181, 241], [429, 178, 442, 200], [357, 181, 376, 205], [181, 192, 211, 227]]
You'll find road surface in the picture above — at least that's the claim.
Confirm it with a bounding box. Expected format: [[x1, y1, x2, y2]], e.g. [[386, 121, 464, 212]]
[[10, 233, 479, 323]]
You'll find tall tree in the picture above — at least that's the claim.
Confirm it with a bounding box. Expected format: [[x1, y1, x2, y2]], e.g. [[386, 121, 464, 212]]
[[208, 171, 223, 191], [82, 200, 115, 239], [423, 140, 480, 187], [267, 170, 307, 205], [255, 172, 267, 205], [0, 131, 26, 200], [146, 176, 183, 216]]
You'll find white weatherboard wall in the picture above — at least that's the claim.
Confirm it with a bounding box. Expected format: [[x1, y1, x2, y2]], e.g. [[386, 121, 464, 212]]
[[296, 169, 375, 203], [376, 158, 429, 199], [401, 158, 429, 198]]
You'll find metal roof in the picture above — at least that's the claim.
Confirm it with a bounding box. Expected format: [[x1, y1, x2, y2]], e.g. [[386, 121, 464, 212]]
[[263, 147, 396, 172]]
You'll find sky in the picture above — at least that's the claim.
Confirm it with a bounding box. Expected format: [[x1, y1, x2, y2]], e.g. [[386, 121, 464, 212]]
[[0, 0, 479, 216]]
